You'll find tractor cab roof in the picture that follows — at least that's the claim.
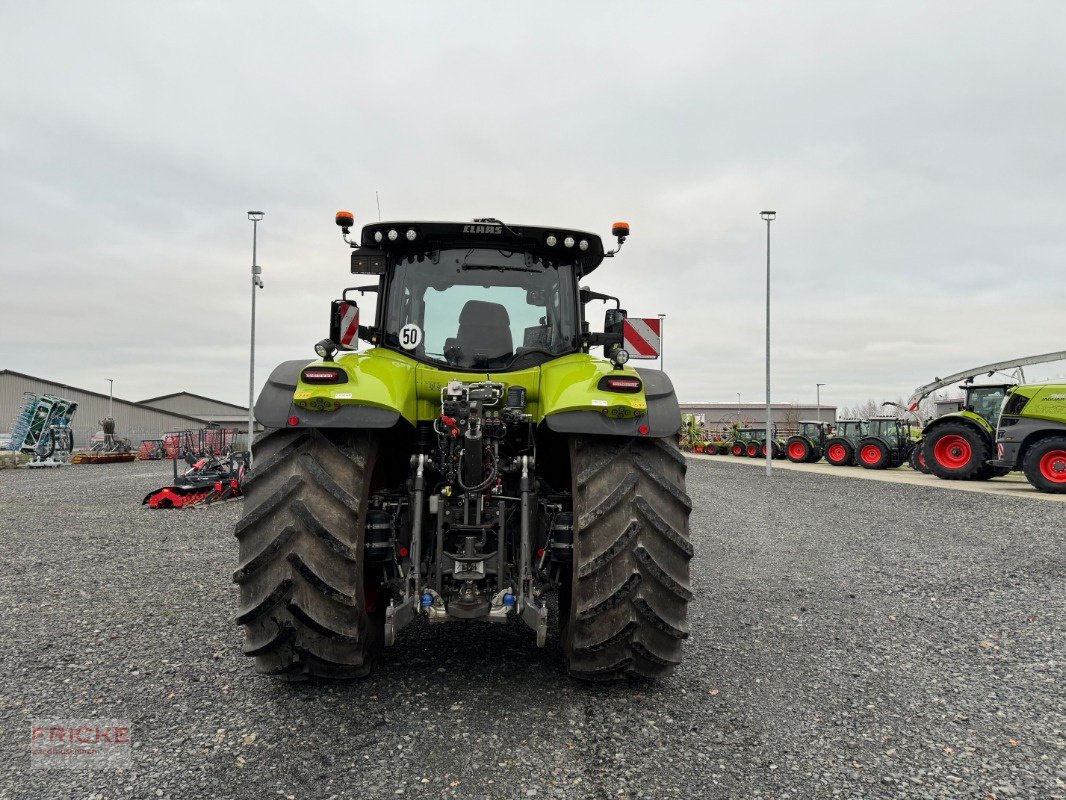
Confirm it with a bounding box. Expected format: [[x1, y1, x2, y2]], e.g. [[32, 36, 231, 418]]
[[357, 220, 607, 276], [798, 420, 832, 425], [961, 382, 1015, 391]]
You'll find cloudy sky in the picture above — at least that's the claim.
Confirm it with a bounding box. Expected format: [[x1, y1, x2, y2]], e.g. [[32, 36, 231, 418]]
[[3, 2, 1064, 413]]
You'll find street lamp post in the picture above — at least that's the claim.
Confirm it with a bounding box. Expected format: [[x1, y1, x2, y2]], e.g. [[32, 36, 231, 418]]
[[658, 313, 666, 372], [816, 383, 825, 424], [107, 378, 114, 419], [248, 211, 265, 463], [760, 210, 776, 477], [736, 392, 741, 424]]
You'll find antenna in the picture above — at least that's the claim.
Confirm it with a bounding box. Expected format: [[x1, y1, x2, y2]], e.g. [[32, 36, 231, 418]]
[[376, 192, 381, 221]]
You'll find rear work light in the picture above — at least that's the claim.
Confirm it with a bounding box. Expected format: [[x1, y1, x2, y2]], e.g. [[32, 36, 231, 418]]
[[301, 368, 347, 385], [598, 376, 643, 393]]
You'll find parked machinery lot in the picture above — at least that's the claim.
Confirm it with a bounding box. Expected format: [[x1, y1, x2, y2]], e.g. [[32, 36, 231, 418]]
[[1, 460, 1060, 798]]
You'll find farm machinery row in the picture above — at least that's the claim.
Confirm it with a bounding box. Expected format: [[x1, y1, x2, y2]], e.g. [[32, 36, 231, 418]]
[[694, 350, 1066, 493], [705, 419, 920, 470]]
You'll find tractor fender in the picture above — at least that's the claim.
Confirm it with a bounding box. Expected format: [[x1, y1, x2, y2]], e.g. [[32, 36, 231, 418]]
[[254, 359, 402, 430], [923, 411, 994, 438], [543, 367, 680, 438]]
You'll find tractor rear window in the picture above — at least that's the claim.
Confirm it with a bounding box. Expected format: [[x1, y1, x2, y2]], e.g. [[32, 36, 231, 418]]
[[383, 249, 578, 370]]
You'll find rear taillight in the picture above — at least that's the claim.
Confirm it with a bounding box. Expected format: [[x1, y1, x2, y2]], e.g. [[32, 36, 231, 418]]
[[598, 376, 642, 393], [301, 368, 347, 384]]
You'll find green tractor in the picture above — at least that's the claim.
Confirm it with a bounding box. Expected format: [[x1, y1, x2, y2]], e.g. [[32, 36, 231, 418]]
[[857, 416, 917, 470], [729, 427, 761, 457], [235, 214, 691, 682], [823, 419, 867, 466], [730, 427, 782, 458], [990, 383, 1066, 493], [785, 421, 834, 463], [918, 383, 1012, 480]]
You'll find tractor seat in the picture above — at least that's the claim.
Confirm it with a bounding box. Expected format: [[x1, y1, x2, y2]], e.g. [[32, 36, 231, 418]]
[[450, 300, 513, 367]]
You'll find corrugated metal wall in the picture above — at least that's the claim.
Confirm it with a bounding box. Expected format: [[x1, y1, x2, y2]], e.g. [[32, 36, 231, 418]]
[[0, 374, 211, 448]]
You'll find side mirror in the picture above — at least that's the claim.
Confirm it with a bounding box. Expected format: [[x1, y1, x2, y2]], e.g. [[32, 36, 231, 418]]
[[330, 300, 360, 350], [604, 307, 627, 335]]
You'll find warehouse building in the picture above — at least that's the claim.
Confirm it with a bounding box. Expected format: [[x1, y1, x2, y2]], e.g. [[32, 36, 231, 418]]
[[139, 392, 251, 429], [681, 402, 839, 437], [0, 369, 256, 449]]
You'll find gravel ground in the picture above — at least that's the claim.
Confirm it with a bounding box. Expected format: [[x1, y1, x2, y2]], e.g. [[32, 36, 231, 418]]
[[0, 458, 1063, 799]]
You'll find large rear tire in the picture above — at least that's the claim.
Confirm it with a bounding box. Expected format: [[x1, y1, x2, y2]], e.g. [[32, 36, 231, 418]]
[[562, 436, 692, 680], [233, 428, 383, 680], [924, 423, 991, 480]]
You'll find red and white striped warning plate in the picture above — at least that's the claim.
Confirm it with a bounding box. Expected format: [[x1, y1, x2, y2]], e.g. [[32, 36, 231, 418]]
[[622, 317, 661, 359], [338, 303, 359, 348]]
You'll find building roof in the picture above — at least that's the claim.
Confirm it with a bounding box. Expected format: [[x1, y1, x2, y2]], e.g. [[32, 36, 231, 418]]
[[680, 402, 835, 410], [139, 391, 249, 413], [0, 369, 209, 426]]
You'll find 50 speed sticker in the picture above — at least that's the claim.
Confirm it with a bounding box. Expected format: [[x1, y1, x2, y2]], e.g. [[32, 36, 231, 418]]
[[399, 324, 423, 350]]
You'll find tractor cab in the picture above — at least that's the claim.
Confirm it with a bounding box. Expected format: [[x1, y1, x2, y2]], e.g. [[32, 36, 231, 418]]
[[835, 420, 866, 442], [735, 427, 764, 442], [866, 417, 904, 445], [797, 420, 832, 440], [327, 217, 633, 372], [962, 383, 1012, 426]]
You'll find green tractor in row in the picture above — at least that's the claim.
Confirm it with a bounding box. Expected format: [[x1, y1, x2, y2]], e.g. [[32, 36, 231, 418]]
[[857, 417, 918, 470], [785, 421, 834, 463], [823, 419, 868, 466], [729, 427, 762, 457], [991, 383, 1066, 493], [729, 427, 784, 459], [235, 214, 692, 682]]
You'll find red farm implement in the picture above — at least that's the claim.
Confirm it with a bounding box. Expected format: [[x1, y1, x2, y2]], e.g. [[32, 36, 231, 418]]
[[143, 428, 248, 509]]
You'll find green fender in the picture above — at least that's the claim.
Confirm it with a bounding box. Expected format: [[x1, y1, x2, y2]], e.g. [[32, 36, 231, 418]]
[[255, 349, 417, 429], [922, 410, 994, 438], [256, 348, 680, 438]]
